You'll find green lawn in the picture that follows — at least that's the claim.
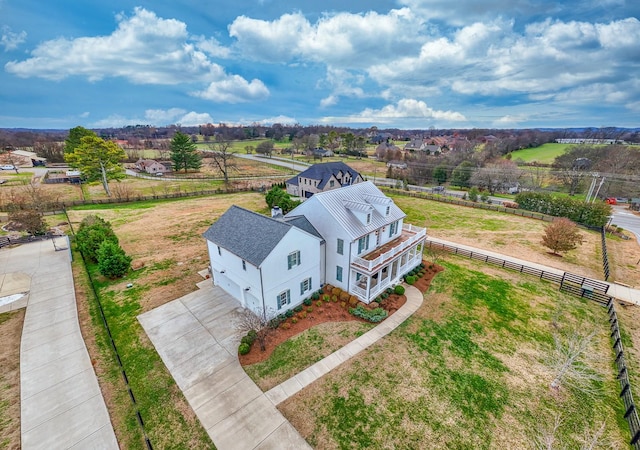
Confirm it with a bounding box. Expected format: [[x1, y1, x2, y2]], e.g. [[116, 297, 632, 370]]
[[509, 143, 571, 164], [279, 259, 628, 448]]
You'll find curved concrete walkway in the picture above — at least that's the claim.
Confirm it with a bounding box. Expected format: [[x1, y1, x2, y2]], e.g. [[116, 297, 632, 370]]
[[0, 239, 117, 449], [138, 282, 423, 449], [426, 236, 640, 306], [265, 285, 423, 405]]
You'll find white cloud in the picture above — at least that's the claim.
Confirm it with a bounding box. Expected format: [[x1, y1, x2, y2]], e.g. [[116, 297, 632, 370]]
[[193, 76, 269, 103], [493, 114, 528, 126], [1, 26, 26, 51], [229, 9, 423, 67], [327, 98, 466, 124], [252, 115, 298, 125], [5, 7, 266, 103], [90, 108, 214, 127]]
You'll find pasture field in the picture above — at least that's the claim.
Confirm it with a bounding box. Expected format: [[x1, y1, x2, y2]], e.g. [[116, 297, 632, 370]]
[[509, 143, 571, 164]]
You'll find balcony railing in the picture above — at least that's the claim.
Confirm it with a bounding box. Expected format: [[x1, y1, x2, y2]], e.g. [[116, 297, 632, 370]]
[[351, 225, 426, 272]]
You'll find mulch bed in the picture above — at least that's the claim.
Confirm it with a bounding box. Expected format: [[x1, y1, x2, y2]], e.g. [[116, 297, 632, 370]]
[[239, 261, 443, 365]]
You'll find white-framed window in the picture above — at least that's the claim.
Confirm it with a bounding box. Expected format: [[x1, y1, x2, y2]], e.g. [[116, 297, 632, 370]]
[[336, 265, 343, 282], [385, 205, 390, 216], [300, 277, 312, 295], [389, 221, 398, 237], [242, 260, 246, 271], [287, 250, 301, 269], [357, 235, 370, 254], [337, 238, 344, 255], [277, 290, 291, 310], [366, 213, 371, 224]]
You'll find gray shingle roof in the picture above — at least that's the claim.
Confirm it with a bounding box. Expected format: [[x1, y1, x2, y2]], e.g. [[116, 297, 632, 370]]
[[202, 206, 293, 267], [287, 161, 362, 190], [283, 216, 324, 242]]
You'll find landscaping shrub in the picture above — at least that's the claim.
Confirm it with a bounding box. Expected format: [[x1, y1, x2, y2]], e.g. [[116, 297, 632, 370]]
[[285, 309, 294, 318], [247, 330, 257, 341], [96, 240, 132, 279], [323, 294, 330, 302], [306, 307, 313, 313], [331, 287, 342, 297], [394, 285, 405, 295], [340, 302, 346, 309], [312, 291, 321, 300], [405, 275, 416, 285], [294, 305, 303, 313], [348, 295, 359, 306], [386, 288, 393, 295], [75, 215, 118, 262], [238, 343, 251, 355], [303, 298, 312, 306], [316, 300, 323, 308], [349, 304, 388, 323], [291, 317, 298, 324], [515, 191, 611, 227], [240, 335, 254, 346], [339, 291, 350, 302], [281, 322, 291, 330], [331, 295, 338, 302], [300, 311, 307, 319]]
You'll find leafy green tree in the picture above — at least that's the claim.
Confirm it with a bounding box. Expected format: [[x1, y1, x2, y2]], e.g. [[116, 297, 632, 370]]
[[75, 215, 118, 262], [265, 186, 300, 214], [97, 240, 132, 278], [170, 131, 202, 173], [451, 161, 475, 188], [468, 186, 479, 202], [64, 126, 96, 154], [64, 135, 125, 196]]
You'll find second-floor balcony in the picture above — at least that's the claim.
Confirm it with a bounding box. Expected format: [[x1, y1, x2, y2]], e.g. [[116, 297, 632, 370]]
[[351, 224, 426, 273]]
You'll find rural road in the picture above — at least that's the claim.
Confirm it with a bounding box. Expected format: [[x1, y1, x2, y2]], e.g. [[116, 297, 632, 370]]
[[611, 205, 640, 243]]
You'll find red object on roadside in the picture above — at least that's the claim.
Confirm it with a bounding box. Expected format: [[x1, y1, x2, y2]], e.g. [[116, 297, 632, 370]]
[[605, 198, 617, 205]]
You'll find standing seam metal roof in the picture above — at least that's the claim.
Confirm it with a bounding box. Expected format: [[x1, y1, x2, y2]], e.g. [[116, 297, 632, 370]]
[[287, 181, 406, 240]]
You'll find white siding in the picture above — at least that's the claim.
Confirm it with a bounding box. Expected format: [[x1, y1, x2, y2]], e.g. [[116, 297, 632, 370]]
[[261, 227, 322, 313]]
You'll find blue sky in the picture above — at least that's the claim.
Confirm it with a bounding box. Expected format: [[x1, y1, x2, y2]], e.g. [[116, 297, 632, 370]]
[[1, 0, 639, 129]]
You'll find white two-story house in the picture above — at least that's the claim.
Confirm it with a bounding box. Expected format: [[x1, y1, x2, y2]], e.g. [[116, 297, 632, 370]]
[[287, 182, 426, 303], [203, 206, 324, 316]]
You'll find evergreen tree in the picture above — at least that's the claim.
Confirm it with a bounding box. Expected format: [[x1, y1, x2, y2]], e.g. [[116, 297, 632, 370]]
[[170, 131, 202, 173], [97, 240, 132, 279]]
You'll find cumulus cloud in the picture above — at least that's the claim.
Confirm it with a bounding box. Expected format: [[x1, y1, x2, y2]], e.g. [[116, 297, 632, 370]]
[[1, 26, 26, 51], [329, 98, 466, 124], [193, 76, 269, 103], [5, 7, 267, 103], [229, 9, 423, 67], [90, 108, 214, 127]]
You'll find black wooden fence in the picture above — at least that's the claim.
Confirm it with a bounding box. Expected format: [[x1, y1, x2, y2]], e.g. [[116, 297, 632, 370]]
[[608, 299, 640, 449], [427, 239, 640, 447], [602, 226, 611, 281]]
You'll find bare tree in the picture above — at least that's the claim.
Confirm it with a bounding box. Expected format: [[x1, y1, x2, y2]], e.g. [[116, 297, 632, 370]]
[[579, 421, 607, 450], [234, 307, 277, 352], [541, 218, 584, 256], [548, 329, 601, 394], [531, 414, 563, 450], [208, 137, 237, 184], [425, 243, 448, 265]]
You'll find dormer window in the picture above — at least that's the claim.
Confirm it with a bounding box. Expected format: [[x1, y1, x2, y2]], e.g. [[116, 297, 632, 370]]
[[366, 213, 371, 224], [385, 205, 390, 216]]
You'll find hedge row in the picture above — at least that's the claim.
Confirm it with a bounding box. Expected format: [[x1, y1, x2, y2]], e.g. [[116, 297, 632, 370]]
[[514, 192, 611, 227]]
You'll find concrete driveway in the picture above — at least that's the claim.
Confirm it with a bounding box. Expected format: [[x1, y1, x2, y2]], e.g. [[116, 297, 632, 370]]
[[138, 283, 311, 450], [0, 239, 117, 449]]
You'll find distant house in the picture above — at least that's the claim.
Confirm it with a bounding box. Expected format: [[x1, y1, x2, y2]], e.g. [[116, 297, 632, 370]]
[[386, 160, 407, 169], [375, 142, 402, 160], [135, 159, 169, 175], [312, 148, 334, 158], [403, 139, 426, 152], [204, 182, 426, 315], [286, 161, 364, 199], [422, 144, 442, 155]]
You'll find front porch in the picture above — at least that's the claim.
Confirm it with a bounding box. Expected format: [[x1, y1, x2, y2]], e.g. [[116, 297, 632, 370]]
[[349, 238, 425, 303]]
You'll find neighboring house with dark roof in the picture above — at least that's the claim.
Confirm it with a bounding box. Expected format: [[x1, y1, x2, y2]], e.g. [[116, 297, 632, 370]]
[[203, 205, 323, 314], [204, 182, 426, 314], [403, 139, 426, 152], [286, 161, 364, 199]]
